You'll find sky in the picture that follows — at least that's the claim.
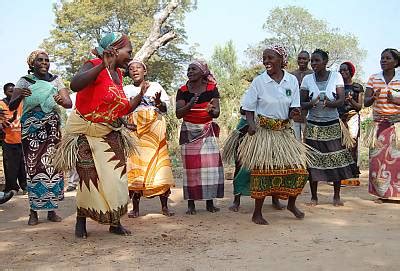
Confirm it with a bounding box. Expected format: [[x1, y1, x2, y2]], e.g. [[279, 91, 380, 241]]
[[1, 0, 399, 94]]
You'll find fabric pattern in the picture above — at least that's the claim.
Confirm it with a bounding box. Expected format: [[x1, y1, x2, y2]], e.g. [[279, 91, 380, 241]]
[[369, 122, 400, 198], [180, 121, 224, 200], [76, 131, 129, 225], [367, 71, 400, 117], [126, 109, 174, 197], [21, 110, 64, 210], [75, 58, 130, 123], [251, 168, 308, 199], [305, 120, 357, 182]]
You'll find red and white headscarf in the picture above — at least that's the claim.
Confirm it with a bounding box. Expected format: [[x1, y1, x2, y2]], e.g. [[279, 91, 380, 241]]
[[267, 44, 289, 67], [190, 59, 217, 84]]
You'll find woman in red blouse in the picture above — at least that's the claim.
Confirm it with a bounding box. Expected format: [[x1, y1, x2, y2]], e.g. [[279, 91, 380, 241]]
[[176, 60, 224, 214], [56, 32, 143, 239]]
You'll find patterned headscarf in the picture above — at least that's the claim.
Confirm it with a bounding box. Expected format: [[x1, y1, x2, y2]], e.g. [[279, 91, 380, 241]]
[[128, 59, 147, 71], [27, 49, 48, 69], [92, 32, 130, 57], [341, 61, 356, 77], [190, 59, 217, 84], [266, 44, 289, 67]]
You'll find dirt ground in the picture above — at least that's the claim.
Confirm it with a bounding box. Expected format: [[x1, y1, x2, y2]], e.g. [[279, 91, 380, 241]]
[[0, 170, 399, 271]]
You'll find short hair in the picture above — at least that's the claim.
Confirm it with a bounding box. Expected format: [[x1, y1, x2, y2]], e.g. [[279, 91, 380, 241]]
[[312, 49, 329, 61], [382, 48, 400, 68], [298, 50, 310, 57], [3, 82, 15, 92]]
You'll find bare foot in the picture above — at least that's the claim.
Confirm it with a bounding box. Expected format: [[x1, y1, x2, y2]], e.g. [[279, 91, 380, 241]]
[[162, 208, 175, 217], [229, 202, 240, 212], [128, 209, 139, 218], [306, 199, 318, 207], [272, 197, 286, 210], [287, 205, 305, 219], [109, 224, 131, 236], [333, 198, 344, 207], [75, 218, 87, 239], [206, 200, 220, 213], [251, 214, 269, 225], [374, 198, 384, 204], [206, 206, 220, 213], [185, 208, 197, 215]]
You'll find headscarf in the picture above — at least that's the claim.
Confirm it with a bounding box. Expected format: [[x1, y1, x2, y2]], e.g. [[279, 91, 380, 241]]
[[341, 61, 356, 77], [128, 59, 147, 71], [266, 44, 289, 67], [190, 59, 217, 84], [92, 32, 130, 58], [27, 49, 48, 70]]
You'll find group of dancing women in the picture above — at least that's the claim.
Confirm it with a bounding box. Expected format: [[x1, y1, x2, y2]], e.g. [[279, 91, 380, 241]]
[[7, 31, 400, 237]]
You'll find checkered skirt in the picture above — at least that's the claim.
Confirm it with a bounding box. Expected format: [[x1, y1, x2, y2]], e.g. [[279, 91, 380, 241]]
[[180, 121, 224, 200]]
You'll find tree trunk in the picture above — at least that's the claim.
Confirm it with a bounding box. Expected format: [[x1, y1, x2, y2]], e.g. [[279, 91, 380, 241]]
[[134, 0, 179, 61]]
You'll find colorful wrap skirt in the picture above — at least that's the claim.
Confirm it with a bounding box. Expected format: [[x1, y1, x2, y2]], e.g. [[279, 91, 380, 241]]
[[304, 119, 357, 183], [21, 109, 64, 211], [126, 109, 175, 197], [368, 121, 400, 199], [237, 116, 309, 200], [180, 121, 224, 200]]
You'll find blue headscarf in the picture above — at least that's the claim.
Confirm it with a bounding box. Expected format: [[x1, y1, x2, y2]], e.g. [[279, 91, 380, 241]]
[[92, 32, 130, 57]]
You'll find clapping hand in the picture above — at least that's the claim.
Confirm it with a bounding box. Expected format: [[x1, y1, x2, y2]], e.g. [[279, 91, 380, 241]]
[[189, 93, 199, 107], [21, 88, 32, 98], [206, 98, 216, 113], [290, 108, 302, 121], [154, 92, 162, 106], [373, 89, 381, 101], [53, 94, 64, 106]]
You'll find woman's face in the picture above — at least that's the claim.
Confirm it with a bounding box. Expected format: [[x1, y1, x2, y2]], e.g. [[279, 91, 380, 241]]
[[263, 49, 283, 75], [339, 64, 351, 80], [33, 53, 50, 76], [187, 64, 203, 82], [311, 53, 327, 73], [128, 62, 146, 83], [380, 51, 398, 71], [116, 42, 133, 69]]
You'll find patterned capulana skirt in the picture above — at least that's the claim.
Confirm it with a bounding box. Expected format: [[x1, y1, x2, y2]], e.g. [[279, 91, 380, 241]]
[[237, 116, 309, 200], [304, 119, 357, 183], [21, 110, 64, 211]]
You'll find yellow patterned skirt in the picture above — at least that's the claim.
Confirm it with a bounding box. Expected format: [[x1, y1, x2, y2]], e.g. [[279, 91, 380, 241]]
[[127, 109, 174, 197]]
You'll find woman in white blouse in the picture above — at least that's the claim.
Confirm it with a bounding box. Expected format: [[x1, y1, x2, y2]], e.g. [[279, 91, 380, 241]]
[[301, 49, 356, 207], [238, 44, 310, 225], [124, 60, 175, 218]]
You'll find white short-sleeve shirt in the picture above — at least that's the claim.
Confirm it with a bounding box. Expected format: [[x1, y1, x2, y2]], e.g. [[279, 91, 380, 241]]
[[124, 82, 170, 111], [241, 71, 300, 119]]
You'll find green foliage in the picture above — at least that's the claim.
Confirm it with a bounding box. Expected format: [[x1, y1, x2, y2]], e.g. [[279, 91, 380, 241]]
[[208, 41, 251, 138], [41, 0, 196, 87], [246, 6, 366, 76]]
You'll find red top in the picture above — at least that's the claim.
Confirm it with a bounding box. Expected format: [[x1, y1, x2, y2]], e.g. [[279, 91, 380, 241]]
[[176, 83, 220, 124], [75, 58, 131, 123]]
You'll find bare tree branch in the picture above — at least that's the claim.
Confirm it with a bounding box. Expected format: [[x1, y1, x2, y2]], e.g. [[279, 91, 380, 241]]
[[134, 0, 179, 61]]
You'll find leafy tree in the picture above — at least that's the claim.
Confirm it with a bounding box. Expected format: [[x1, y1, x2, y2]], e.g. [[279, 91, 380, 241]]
[[246, 6, 366, 75], [209, 41, 250, 135], [41, 0, 196, 88]]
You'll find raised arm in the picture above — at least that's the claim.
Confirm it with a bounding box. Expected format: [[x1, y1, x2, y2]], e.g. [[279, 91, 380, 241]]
[[70, 62, 103, 92], [70, 49, 117, 92]]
